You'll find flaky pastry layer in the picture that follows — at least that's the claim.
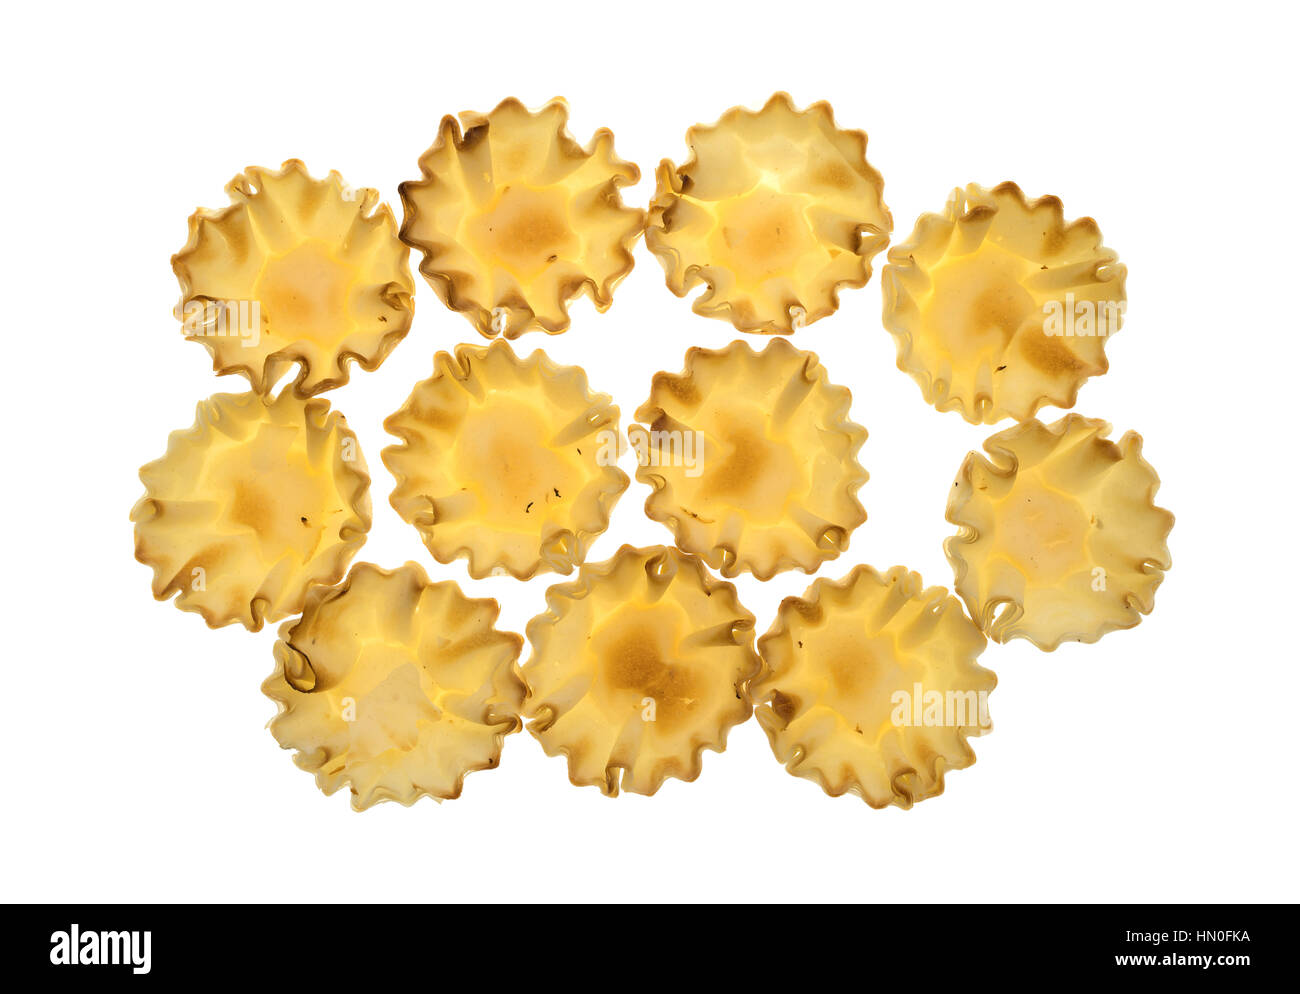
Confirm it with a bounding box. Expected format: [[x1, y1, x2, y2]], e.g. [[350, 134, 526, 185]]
[[945, 414, 1174, 649], [631, 338, 867, 579], [522, 545, 760, 796], [383, 340, 629, 579], [881, 181, 1126, 424], [646, 92, 891, 334], [130, 390, 371, 630], [399, 97, 644, 338], [263, 562, 525, 810], [173, 159, 415, 396], [753, 565, 994, 808]]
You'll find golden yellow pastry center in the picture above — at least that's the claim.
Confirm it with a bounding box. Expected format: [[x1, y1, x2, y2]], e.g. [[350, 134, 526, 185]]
[[254, 241, 354, 343]]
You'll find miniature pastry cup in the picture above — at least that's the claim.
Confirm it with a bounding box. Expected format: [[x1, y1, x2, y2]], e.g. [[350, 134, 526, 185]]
[[399, 97, 644, 338], [646, 92, 892, 334], [262, 562, 525, 810], [383, 341, 629, 580], [130, 390, 371, 630], [630, 338, 867, 580], [753, 565, 995, 808], [881, 182, 1126, 424], [173, 159, 415, 397], [945, 414, 1174, 649], [522, 545, 760, 797]]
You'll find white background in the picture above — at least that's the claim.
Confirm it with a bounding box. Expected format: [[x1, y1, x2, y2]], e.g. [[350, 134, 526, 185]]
[[2, 0, 1296, 903]]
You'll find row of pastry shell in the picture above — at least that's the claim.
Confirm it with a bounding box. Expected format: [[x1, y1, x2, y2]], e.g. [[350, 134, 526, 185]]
[[263, 547, 994, 809]]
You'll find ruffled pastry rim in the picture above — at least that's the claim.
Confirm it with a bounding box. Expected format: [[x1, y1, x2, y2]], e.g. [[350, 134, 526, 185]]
[[129, 390, 372, 631], [944, 413, 1175, 650], [262, 560, 525, 810], [382, 340, 630, 580], [881, 180, 1127, 424], [646, 90, 892, 335], [753, 563, 994, 808], [172, 158, 416, 398], [521, 543, 761, 797], [632, 338, 868, 580], [398, 96, 645, 339]]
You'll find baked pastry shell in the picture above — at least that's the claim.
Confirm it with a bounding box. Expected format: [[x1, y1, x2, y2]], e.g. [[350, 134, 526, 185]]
[[173, 159, 415, 397], [753, 564, 994, 808], [631, 337, 868, 579], [881, 181, 1126, 424], [263, 561, 525, 810], [399, 97, 644, 338], [646, 91, 891, 334], [945, 414, 1174, 649], [130, 389, 371, 631], [382, 340, 629, 580], [521, 544, 760, 796]]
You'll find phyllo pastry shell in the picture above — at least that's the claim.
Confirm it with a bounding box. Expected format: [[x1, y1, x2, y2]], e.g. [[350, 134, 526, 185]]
[[881, 182, 1126, 424], [399, 97, 644, 338], [646, 92, 891, 334], [752, 565, 994, 808], [131, 390, 370, 630], [173, 159, 415, 396], [383, 341, 629, 579], [263, 562, 525, 810], [630, 338, 867, 580], [945, 414, 1174, 650], [522, 545, 759, 796]]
